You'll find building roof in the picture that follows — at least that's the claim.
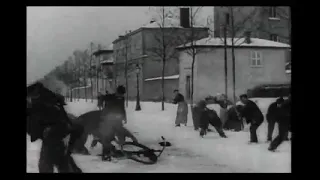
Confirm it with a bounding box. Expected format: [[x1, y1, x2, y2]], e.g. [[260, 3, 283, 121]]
[[144, 74, 179, 82], [92, 44, 113, 56], [142, 18, 181, 28], [113, 18, 207, 44], [177, 37, 291, 49]]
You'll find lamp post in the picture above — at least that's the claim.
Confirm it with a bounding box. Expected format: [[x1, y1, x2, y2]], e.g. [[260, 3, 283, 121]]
[[135, 64, 141, 111]]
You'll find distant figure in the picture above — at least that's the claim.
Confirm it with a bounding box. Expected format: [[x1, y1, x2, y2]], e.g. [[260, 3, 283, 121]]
[[172, 89, 188, 127], [238, 94, 264, 143], [97, 92, 104, 111]]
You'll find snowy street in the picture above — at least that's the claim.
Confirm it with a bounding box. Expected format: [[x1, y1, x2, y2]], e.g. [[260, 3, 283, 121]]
[[27, 99, 291, 173]]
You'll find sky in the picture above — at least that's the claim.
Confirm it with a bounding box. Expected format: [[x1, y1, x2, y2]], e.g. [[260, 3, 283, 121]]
[[27, 7, 214, 84]]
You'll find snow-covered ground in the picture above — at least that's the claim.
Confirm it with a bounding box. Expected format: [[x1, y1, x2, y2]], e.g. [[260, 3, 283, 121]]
[[27, 98, 291, 173]]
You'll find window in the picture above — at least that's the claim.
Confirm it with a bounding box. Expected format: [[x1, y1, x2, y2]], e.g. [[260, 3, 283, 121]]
[[250, 51, 263, 67], [270, 34, 279, 42], [269, 7, 278, 18]]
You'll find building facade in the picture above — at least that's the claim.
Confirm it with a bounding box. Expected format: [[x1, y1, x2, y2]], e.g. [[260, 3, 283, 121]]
[[112, 8, 209, 101], [214, 6, 290, 44], [177, 37, 290, 102]]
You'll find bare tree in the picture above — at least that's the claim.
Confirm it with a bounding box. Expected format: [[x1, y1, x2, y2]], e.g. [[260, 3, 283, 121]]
[[123, 32, 132, 107], [80, 49, 90, 102], [73, 50, 82, 101], [179, 7, 205, 108], [147, 6, 182, 111], [89, 42, 94, 102], [96, 44, 102, 98], [207, 7, 261, 102]]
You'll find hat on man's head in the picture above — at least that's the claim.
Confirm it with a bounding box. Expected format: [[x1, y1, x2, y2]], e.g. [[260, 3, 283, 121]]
[[276, 97, 285, 104]]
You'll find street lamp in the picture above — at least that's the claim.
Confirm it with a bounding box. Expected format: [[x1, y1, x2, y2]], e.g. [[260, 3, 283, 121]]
[[135, 64, 141, 111]]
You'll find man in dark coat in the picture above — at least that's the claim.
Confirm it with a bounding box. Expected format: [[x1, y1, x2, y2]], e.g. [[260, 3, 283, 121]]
[[268, 95, 291, 151], [239, 94, 264, 143], [224, 105, 244, 132], [98, 85, 131, 161], [27, 82, 82, 173], [266, 97, 289, 142], [197, 100, 227, 138], [192, 105, 201, 130]]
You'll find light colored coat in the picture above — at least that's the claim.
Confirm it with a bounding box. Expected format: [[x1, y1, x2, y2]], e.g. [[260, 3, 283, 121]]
[[175, 101, 188, 125]]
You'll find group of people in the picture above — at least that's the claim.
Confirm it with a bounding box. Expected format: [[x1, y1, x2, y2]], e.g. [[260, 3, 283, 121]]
[[171, 89, 291, 152], [172, 90, 227, 138]]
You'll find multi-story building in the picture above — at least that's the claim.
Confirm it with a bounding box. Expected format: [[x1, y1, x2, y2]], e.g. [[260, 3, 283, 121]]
[[214, 6, 290, 45], [112, 8, 209, 101]]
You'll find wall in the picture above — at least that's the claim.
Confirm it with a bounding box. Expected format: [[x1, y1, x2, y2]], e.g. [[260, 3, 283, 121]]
[[113, 30, 144, 99], [69, 78, 113, 100], [180, 47, 289, 102], [178, 51, 199, 102], [142, 28, 209, 79], [143, 79, 179, 101], [112, 27, 208, 101], [142, 28, 208, 100]]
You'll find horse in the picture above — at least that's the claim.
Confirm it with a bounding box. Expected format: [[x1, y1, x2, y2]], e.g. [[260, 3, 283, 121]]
[[27, 82, 83, 173]]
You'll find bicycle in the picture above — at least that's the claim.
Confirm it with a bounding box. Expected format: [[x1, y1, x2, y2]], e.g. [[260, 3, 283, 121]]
[[98, 136, 171, 165]]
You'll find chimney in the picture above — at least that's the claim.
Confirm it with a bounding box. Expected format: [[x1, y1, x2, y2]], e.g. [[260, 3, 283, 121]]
[[245, 31, 251, 44], [180, 8, 190, 28]]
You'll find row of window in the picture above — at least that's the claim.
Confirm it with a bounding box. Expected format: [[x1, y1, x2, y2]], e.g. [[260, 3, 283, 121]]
[[221, 7, 285, 43], [115, 44, 141, 57]]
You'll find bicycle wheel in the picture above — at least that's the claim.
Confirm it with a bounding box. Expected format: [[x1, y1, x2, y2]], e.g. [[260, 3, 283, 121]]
[[121, 142, 158, 165]]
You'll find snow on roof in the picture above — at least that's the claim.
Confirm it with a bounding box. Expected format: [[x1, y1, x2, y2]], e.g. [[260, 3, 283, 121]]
[[71, 85, 91, 90], [106, 44, 113, 51], [101, 57, 114, 64], [177, 37, 291, 49], [142, 18, 205, 28], [142, 18, 182, 28], [144, 74, 179, 81]]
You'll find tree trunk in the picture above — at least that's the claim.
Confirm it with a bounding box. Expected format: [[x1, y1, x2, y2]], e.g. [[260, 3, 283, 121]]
[[97, 66, 99, 99], [191, 53, 195, 108], [90, 43, 94, 102], [125, 47, 129, 107], [125, 74, 129, 107], [223, 25, 228, 99], [70, 88, 73, 102], [161, 58, 165, 111], [230, 7, 236, 103], [84, 69, 87, 102]]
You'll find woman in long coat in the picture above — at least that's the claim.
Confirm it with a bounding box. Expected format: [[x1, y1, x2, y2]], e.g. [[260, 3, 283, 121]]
[[173, 90, 188, 127]]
